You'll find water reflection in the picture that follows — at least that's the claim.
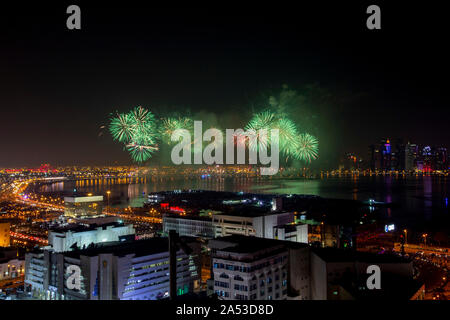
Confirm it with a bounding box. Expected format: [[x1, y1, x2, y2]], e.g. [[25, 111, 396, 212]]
[[38, 175, 449, 231]]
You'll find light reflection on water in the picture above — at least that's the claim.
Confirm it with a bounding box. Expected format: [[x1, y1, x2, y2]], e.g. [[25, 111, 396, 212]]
[[39, 175, 449, 229]]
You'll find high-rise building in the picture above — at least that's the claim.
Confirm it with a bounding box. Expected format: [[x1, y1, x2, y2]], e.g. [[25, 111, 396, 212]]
[[405, 142, 418, 171], [369, 139, 392, 170], [434, 147, 448, 171], [422, 146, 433, 172], [391, 138, 405, 171], [369, 144, 382, 170], [0, 222, 10, 247]]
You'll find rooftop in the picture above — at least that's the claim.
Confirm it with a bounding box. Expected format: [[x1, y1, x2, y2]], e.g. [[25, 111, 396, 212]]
[[214, 210, 291, 218], [312, 247, 411, 264], [49, 221, 127, 234], [63, 236, 198, 259], [209, 235, 308, 262], [337, 273, 424, 300]]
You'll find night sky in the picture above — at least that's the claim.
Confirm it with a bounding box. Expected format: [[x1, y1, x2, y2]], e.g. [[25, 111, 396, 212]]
[[1, 2, 448, 168]]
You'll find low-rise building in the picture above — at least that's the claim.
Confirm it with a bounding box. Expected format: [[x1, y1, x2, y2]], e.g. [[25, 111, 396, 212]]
[[48, 222, 135, 252], [64, 195, 104, 218], [0, 248, 24, 281]]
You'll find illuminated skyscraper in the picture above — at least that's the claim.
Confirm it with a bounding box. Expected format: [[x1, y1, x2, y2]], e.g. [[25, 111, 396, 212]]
[[405, 142, 418, 171], [369, 138, 392, 170], [434, 147, 447, 171]]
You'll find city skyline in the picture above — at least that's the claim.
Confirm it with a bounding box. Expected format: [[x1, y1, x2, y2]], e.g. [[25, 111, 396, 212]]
[[1, 3, 449, 168]]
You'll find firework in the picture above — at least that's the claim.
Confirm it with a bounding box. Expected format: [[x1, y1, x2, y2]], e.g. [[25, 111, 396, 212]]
[[126, 143, 158, 162], [294, 133, 319, 162], [109, 106, 160, 163], [160, 117, 194, 144], [244, 110, 319, 163], [244, 111, 299, 156], [109, 112, 135, 143], [244, 111, 276, 151], [271, 117, 298, 157]]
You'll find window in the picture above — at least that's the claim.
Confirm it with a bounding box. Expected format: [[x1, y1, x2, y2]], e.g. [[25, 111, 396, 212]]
[[215, 281, 229, 288], [234, 284, 248, 291], [234, 275, 244, 281], [215, 290, 229, 298]]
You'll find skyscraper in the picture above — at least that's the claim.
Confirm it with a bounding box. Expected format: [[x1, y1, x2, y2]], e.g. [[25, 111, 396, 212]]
[[405, 142, 418, 171]]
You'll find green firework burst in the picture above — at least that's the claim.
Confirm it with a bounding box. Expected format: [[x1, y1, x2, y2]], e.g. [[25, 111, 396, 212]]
[[160, 117, 194, 144], [294, 133, 319, 163], [109, 106, 160, 163]]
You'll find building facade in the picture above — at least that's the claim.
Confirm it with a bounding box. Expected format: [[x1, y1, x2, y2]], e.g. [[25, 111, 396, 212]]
[[212, 211, 295, 239], [163, 214, 215, 238], [0, 248, 24, 281], [209, 236, 289, 300], [24, 238, 201, 300]]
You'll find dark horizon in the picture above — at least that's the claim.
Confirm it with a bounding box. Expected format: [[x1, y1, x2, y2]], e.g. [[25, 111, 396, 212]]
[[1, 2, 449, 168]]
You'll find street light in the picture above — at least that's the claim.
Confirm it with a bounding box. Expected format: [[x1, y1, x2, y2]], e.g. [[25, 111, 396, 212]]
[[403, 229, 408, 245], [106, 191, 111, 213], [422, 233, 428, 247]]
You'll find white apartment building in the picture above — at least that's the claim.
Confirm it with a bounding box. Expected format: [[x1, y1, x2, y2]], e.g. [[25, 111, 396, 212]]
[[212, 211, 307, 244], [209, 236, 289, 300]]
